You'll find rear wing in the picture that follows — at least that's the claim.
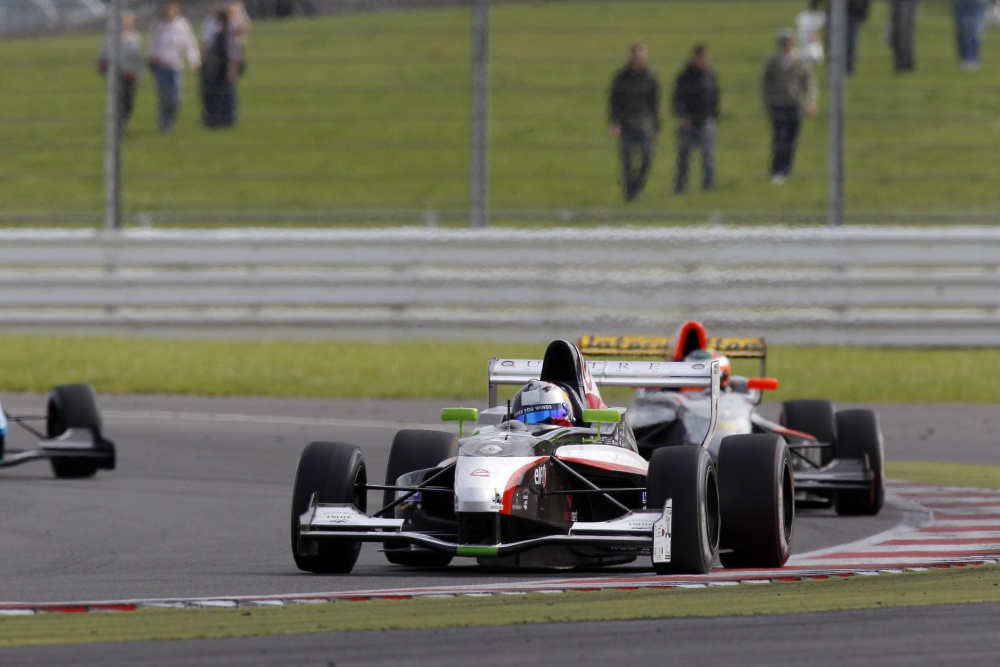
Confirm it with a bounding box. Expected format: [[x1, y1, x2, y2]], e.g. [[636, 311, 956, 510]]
[[576, 335, 767, 374], [486, 357, 720, 449]]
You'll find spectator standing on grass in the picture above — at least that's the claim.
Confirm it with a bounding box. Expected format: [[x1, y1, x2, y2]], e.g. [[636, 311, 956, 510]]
[[762, 30, 818, 185], [97, 10, 143, 133], [201, 4, 247, 128], [810, 0, 871, 76], [608, 42, 662, 202], [952, 0, 989, 70], [671, 44, 720, 194], [889, 0, 919, 73], [148, 2, 201, 133]]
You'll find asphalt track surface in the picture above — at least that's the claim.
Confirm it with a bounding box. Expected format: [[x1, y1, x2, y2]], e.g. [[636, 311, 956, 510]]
[[4, 602, 1000, 667], [2, 395, 998, 664]]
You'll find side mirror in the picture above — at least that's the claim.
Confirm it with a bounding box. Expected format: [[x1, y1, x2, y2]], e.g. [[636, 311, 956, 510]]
[[582, 409, 622, 424], [442, 407, 479, 437], [582, 409, 622, 438], [747, 378, 779, 392]]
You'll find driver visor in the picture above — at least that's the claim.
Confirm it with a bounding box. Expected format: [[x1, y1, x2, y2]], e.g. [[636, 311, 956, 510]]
[[519, 404, 571, 425]]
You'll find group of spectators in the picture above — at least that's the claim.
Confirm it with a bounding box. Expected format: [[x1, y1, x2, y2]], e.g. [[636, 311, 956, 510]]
[[98, 1, 251, 134], [608, 0, 997, 201], [814, 1, 996, 74]]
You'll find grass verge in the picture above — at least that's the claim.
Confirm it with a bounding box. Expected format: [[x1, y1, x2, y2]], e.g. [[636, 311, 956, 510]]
[[1, 561, 998, 647], [3, 332, 1000, 404], [0, 461, 998, 646]]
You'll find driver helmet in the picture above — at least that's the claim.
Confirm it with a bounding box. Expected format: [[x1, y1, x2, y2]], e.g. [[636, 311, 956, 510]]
[[511, 380, 576, 426], [685, 349, 731, 388]]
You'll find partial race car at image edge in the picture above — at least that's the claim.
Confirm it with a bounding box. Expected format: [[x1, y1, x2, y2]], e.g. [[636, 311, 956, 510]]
[[0, 383, 116, 478]]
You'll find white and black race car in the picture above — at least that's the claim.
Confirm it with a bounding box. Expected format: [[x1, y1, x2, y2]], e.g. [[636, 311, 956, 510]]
[[291, 340, 794, 575], [0, 384, 116, 478], [578, 321, 885, 516]]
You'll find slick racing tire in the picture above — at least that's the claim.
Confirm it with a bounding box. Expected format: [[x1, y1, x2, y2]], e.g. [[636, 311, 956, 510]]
[[291, 441, 368, 574], [718, 434, 794, 569], [833, 410, 885, 516], [646, 445, 720, 575], [382, 430, 458, 567], [47, 384, 105, 479], [781, 399, 837, 466]]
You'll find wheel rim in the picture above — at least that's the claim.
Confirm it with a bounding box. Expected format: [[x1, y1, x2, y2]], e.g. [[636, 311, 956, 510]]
[[779, 458, 794, 546], [702, 464, 721, 557]]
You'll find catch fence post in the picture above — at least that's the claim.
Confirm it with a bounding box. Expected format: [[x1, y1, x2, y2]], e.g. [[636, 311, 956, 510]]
[[104, 0, 123, 231], [470, 0, 490, 228]]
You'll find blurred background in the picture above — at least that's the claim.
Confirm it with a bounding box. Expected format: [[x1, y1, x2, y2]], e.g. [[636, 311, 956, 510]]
[[2, 0, 999, 227]]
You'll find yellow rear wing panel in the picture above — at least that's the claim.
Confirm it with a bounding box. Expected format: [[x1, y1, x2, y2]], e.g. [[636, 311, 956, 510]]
[[577, 335, 767, 359]]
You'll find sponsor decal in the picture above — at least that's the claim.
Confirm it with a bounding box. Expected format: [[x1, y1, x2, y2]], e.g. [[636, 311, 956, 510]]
[[470, 469, 491, 477], [396, 490, 422, 502], [516, 489, 530, 511], [479, 444, 503, 455], [533, 466, 546, 486], [652, 499, 673, 565], [642, 491, 647, 509], [491, 489, 503, 511]]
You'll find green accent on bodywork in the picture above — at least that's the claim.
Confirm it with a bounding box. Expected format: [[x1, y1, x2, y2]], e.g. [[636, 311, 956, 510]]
[[456, 545, 499, 557], [441, 407, 479, 422], [582, 409, 621, 424], [441, 407, 478, 437]]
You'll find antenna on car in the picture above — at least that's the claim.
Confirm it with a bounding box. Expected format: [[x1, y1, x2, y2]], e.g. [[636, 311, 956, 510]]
[[506, 399, 512, 427]]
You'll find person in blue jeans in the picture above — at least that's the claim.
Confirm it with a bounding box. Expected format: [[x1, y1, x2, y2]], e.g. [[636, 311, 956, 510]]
[[147, 2, 201, 133], [762, 31, 818, 184], [608, 43, 662, 202], [952, 0, 989, 69], [671, 44, 720, 193]]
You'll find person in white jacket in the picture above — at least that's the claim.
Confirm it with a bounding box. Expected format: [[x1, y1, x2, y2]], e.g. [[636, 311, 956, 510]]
[[148, 2, 201, 133]]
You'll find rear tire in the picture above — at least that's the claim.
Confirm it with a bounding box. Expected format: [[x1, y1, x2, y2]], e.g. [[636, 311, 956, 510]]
[[834, 410, 885, 516], [382, 430, 458, 567], [47, 384, 105, 479], [646, 446, 719, 575], [718, 434, 794, 568], [291, 441, 367, 574], [781, 399, 837, 465]]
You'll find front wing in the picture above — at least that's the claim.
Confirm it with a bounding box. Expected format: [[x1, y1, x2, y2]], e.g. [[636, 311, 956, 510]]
[[790, 451, 874, 494], [297, 499, 670, 560], [0, 428, 116, 470]]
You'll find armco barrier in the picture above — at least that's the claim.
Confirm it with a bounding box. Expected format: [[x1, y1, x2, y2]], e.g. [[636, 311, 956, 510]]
[[2, 226, 999, 345]]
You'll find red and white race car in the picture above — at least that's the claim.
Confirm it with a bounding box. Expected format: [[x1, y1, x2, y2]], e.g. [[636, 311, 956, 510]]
[[578, 320, 885, 516]]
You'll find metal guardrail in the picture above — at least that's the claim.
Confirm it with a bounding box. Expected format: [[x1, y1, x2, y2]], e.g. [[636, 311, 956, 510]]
[[2, 226, 999, 345]]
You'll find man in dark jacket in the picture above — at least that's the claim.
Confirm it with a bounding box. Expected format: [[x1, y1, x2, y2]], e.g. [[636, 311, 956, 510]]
[[671, 44, 720, 193], [608, 42, 661, 202], [811, 0, 871, 75], [890, 0, 919, 72]]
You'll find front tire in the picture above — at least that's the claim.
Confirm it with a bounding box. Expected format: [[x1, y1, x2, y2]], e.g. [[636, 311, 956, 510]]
[[382, 429, 458, 567], [833, 410, 885, 516], [718, 434, 793, 568], [47, 384, 107, 479], [646, 445, 720, 575], [291, 441, 367, 574]]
